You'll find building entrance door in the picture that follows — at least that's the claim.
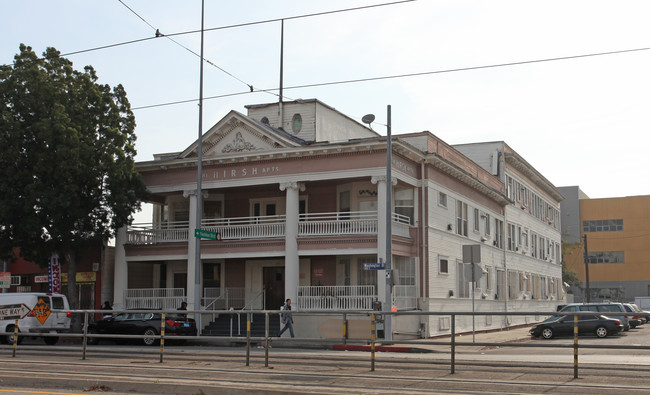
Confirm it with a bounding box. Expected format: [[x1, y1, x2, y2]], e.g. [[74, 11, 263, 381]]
[[263, 267, 285, 310]]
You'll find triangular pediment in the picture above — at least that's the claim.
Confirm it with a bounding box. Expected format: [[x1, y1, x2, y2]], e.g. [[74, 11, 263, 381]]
[[180, 111, 303, 159]]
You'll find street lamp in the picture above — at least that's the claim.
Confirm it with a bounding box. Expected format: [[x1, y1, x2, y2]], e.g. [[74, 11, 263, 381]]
[[363, 105, 393, 340]]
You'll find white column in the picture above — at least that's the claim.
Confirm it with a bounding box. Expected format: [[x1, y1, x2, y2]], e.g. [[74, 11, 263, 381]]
[[280, 182, 304, 304], [372, 176, 387, 303], [113, 226, 128, 310], [184, 189, 199, 311]]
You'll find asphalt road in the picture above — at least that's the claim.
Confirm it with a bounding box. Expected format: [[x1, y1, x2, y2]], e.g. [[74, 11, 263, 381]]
[[2, 325, 650, 394]]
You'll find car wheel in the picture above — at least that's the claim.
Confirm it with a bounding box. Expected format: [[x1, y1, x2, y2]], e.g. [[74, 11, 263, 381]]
[[6, 325, 23, 345], [143, 328, 158, 346], [44, 336, 59, 345], [87, 329, 99, 345], [541, 327, 554, 339], [595, 326, 608, 338]]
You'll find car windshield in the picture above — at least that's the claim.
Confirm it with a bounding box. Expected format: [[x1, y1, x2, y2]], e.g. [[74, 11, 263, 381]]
[[543, 315, 563, 323]]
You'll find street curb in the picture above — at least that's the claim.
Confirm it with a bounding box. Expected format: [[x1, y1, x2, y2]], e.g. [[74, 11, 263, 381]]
[[332, 344, 432, 353]]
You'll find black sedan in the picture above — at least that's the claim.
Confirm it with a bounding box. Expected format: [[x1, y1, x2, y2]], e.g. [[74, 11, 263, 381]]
[[87, 312, 197, 346], [530, 314, 624, 339]]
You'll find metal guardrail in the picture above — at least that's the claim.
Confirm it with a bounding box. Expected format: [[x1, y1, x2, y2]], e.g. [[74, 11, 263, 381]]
[[2, 310, 649, 379]]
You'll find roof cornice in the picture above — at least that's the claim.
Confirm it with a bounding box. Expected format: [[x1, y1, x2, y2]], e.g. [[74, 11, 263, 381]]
[[504, 153, 564, 202]]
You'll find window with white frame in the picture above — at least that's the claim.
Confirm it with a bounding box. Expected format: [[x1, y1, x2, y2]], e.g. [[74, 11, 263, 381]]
[[438, 192, 448, 208], [456, 260, 470, 298], [494, 219, 504, 248], [456, 200, 468, 237], [484, 213, 491, 236], [507, 223, 516, 251], [473, 208, 480, 232], [394, 187, 414, 225], [439, 257, 449, 274], [395, 256, 416, 285], [531, 233, 538, 258]]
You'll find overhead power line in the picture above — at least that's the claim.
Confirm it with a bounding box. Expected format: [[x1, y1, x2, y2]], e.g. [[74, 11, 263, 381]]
[[116, 0, 254, 91], [131, 45, 650, 110], [58, 1, 415, 58]]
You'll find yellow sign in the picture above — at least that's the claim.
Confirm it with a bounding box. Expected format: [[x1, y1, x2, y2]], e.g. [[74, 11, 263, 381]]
[[32, 298, 51, 325], [61, 272, 97, 283]]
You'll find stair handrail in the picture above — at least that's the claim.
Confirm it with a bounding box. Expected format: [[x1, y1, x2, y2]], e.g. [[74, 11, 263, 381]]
[[231, 289, 265, 337]]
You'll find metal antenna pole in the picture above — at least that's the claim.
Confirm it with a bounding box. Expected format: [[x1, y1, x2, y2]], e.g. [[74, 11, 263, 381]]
[[194, 0, 205, 334]]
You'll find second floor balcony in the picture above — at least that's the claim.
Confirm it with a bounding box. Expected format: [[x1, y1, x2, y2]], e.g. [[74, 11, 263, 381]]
[[126, 210, 412, 245]]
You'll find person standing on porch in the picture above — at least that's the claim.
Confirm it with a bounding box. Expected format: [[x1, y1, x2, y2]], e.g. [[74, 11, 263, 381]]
[[277, 299, 294, 338]]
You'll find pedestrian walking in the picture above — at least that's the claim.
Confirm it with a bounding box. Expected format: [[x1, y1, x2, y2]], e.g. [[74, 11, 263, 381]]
[[277, 298, 295, 338]]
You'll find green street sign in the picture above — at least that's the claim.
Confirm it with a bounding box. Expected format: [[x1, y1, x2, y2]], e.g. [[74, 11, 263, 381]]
[[194, 228, 221, 241]]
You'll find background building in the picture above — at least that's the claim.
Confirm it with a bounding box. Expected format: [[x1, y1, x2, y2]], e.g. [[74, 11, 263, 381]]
[[560, 186, 650, 302], [1, 245, 114, 310]]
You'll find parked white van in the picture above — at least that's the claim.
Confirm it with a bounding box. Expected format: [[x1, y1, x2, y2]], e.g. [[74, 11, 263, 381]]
[[0, 293, 71, 345]]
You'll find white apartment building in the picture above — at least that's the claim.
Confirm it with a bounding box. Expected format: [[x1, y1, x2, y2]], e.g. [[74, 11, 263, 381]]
[[113, 99, 564, 339]]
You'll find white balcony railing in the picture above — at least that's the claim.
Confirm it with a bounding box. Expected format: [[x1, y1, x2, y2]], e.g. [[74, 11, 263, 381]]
[[203, 215, 286, 240], [299, 211, 378, 236], [126, 210, 412, 245], [297, 285, 376, 310], [125, 288, 186, 310]]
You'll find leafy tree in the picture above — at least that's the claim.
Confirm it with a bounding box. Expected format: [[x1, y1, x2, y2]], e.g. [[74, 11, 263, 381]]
[[0, 45, 149, 315], [561, 239, 582, 289]]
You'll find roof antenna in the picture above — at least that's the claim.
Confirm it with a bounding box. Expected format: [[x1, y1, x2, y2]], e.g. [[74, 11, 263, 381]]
[[362, 114, 375, 130]]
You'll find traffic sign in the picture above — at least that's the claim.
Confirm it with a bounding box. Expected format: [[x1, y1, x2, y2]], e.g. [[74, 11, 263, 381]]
[[0, 272, 10, 288], [32, 298, 50, 325], [363, 263, 385, 270], [0, 303, 31, 320], [194, 228, 221, 241]]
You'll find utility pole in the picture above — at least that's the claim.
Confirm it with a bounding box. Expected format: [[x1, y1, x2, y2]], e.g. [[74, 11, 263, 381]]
[[384, 105, 392, 341], [583, 234, 590, 303]]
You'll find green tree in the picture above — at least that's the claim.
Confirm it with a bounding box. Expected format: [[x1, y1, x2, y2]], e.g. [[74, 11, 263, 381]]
[[0, 45, 149, 314], [561, 239, 582, 289]]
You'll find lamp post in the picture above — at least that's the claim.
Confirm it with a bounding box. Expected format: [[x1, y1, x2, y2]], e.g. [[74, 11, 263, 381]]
[[385, 105, 393, 341], [363, 106, 393, 340]]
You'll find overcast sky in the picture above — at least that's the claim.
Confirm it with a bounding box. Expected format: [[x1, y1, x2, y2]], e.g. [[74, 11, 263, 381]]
[[3, 0, 650, 203]]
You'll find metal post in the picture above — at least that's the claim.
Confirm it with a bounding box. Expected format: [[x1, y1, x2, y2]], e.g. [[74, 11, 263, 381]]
[[245, 312, 251, 367], [370, 313, 376, 371], [160, 312, 165, 364], [583, 234, 590, 303], [12, 319, 18, 357], [343, 313, 348, 345], [573, 314, 579, 378], [264, 312, 269, 368], [385, 104, 393, 341], [472, 262, 476, 343], [451, 314, 456, 374], [82, 312, 88, 360]]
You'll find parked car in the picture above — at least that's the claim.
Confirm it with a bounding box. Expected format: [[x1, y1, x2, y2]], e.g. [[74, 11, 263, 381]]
[[530, 314, 624, 339], [622, 303, 645, 328], [558, 303, 631, 331], [629, 303, 650, 323], [87, 312, 196, 346], [0, 293, 71, 345]]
